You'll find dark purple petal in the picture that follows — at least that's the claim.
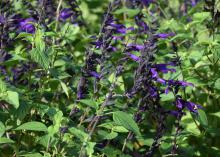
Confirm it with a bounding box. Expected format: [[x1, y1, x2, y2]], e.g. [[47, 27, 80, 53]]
[[59, 8, 73, 20], [127, 44, 144, 51], [156, 33, 175, 39], [168, 80, 194, 87], [19, 18, 36, 34], [113, 36, 124, 41], [165, 87, 170, 94], [185, 101, 202, 113], [156, 78, 166, 84], [149, 86, 158, 97], [153, 63, 176, 73], [150, 68, 158, 78], [142, 0, 154, 6], [176, 98, 184, 109], [89, 71, 100, 79], [126, 52, 140, 62]]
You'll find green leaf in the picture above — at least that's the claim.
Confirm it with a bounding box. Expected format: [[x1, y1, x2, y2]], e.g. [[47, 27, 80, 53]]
[[6, 91, 19, 109], [114, 7, 139, 17], [210, 112, 220, 118], [0, 79, 7, 93], [79, 99, 98, 109], [198, 110, 208, 127], [112, 126, 129, 133], [160, 92, 175, 102], [60, 81, 69, 98], [16, 32, 33, 41], [214, 78, 220, 90], [30, 48, 49, 70], [0, 137, 14, 144], [20, 153, 43, 157], [69, 127, 88, 141], [193, 12, 210, 22], [86, 142, 96, 157], [14, 121, 47, 132], [113, 111, 141, 136], [0, 121, 5, 137], [31, 30, 49, 69], [104, 131, 118, 140]]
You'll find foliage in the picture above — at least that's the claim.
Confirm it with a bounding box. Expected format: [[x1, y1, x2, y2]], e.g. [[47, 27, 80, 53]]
[[0, 0, 220, 157]]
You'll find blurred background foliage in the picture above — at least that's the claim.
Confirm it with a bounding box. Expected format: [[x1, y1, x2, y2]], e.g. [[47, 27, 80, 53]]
[[0, 0, 220, 157]]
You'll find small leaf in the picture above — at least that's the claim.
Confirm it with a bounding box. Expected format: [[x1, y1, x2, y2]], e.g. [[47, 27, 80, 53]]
[[79, 99, 98, 109], [6, 91, 19, 109], [104, 131, 118, 140], [86, 142, 96, 157], [0, 137, 14, 144], [69, 127, 88, 141], [20, 153, 43, 157], [113, 111, 141, 136], [210, 112, 220, 118], [14, 121, 47, 132], [214, 78, 220, 90], [0, 79, 7, 93], [193, 12, 210, 22], [0, 121, 5, 137], [60, 81, 69, 98], [198, 110, 208, 127]]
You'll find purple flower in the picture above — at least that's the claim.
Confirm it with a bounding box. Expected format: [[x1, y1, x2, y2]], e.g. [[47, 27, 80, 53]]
[[108, 23, 127, 34], [185, 101, 202, 113], [149, 86, 159, 98], [59, 8, 73, 20], [142, 0, 154, 6], [176, 97, 184, 109], [106, 46, 117, 52], [191, 0, 199, 6], [91, 41, 102, 49], [19, 18, 36, 34], [150, 68, 166, 84], [113, 36, 124, 41], [127, 44, 144, 51], [156, 33, 175, 39], [0, 15, 5, 25], [168, 80, 194, 87], [89, 71, 101, 79], [135, 14, 149, 33], [156, 78, 166, 84], [150, 68, 158, 78], [153, 63, 176, 73], [175, 97, 202, 113], [126, 52, 140, 62]]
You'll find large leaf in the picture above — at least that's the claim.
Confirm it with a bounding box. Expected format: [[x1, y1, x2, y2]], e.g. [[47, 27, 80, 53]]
[[14, 121, 47, 132], [113, 111, 141, 136]]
